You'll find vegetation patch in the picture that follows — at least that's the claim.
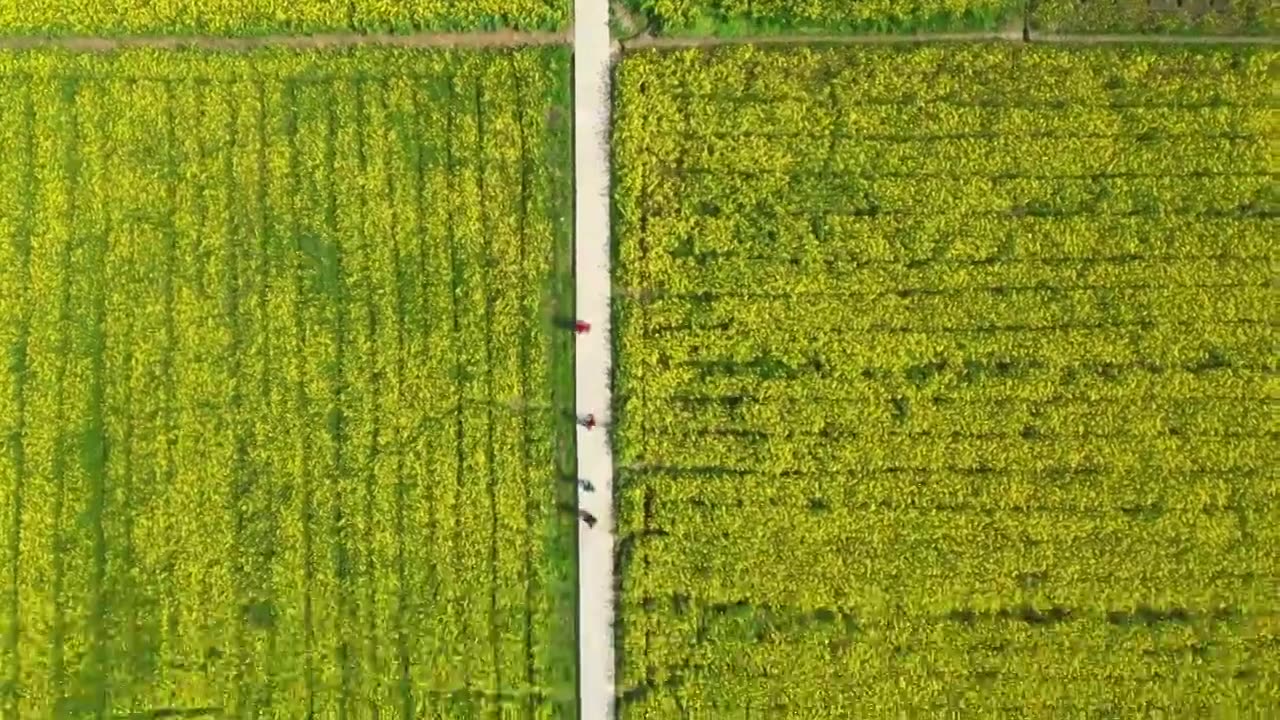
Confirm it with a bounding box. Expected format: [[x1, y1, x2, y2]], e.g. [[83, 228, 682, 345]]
[[0, 0, 568, 36], [619, 0, 1024, 35], [0, 47, 577, 718], [612, 43, 1278, 717], [1030, 0, 1278, 35]]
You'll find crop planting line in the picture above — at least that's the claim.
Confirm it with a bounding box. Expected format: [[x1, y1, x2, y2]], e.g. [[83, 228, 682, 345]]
[[573, 0, 617, 716], [0, 30, 569, 51], [1029, 32, 1280, 46]]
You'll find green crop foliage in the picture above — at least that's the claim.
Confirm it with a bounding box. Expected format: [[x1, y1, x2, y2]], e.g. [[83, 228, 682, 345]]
[[623, 0, 1023, 34], [1031, 0, 1278, 34], [0, 0, 567, 36], [0, 47, 576, 717], [613, 43, 1279, 718], [624, 0, 1277, 34]]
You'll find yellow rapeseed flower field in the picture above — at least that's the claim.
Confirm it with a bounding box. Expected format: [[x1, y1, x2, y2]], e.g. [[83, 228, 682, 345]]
[[612, 43, 1279, 718], [0, 47, 578, 717], [0, 0, 567, 35]]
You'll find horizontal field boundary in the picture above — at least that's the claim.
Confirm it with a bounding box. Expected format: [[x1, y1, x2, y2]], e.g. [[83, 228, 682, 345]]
[[623, 30, 1025, 48], [620, 30, 1280, 49], [0, 28, 1274, 51], [0, 30, 568, 51]]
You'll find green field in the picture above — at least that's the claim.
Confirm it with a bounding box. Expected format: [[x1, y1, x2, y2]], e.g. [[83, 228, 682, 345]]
[[0, 0, 567, 36], [621, 0, 1022, 34], [1031, 0, 1278, 34], [613, 43, 1279, 717], [0, 47, 577, 717], [621, 0, 1277, 34]]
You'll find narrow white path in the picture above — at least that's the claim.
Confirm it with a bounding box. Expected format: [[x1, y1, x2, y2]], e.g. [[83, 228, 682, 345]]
[[573, 0, 616, 718]]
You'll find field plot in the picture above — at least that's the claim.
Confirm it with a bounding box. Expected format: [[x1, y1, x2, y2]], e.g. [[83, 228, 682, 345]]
[[614, 44, 1279, 717], [618, 0, 1022, 35], [0, 0, 566, 36], [1031, 0, 1277, 35], [0, 48, 576, 717]]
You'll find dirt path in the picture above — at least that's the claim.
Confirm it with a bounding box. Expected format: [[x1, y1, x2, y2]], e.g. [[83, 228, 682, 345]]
[[572, 0, 618, 718], [0, 29, 568, 51], [1, 26, 1270, 53], [623, 29, 1024, 49]]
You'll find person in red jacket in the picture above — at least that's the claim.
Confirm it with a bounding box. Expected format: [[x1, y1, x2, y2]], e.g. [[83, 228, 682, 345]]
[[574, 320, 591, 334], [580, 414, 596, 430]]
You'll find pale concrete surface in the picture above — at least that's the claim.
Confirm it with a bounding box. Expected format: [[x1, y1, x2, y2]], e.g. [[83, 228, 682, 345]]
[[573, 0, 616, 717]]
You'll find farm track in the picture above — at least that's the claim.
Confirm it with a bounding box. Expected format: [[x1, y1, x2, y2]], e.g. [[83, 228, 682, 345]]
[[624, 30, 1026, 48], [0, 28, 1274, 51], [573, 1, 617, 720]]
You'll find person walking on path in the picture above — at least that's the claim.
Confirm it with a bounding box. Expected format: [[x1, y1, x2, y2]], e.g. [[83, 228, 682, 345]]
[[579, 509, 598, 528], [579, 479, 595, 492], [574, 320, 591, 335], [580, 413, 596, 430]]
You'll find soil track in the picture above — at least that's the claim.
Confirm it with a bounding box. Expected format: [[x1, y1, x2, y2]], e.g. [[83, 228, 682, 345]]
[[0, 29, 568, 51], [623, 29, 1024, 48], [0, 27, 1272, 52]]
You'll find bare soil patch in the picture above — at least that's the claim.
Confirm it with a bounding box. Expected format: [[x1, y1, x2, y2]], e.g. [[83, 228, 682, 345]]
[[621, 29, 1025, 49]]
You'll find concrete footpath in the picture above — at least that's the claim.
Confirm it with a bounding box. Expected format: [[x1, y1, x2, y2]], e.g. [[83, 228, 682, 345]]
[[573, 0, 616, 718]]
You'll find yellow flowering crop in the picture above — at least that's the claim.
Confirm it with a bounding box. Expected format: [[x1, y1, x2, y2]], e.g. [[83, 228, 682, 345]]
[[0, 0, 567, 35], [0, 47, 577, 716], [613, 43, 1279, 718]]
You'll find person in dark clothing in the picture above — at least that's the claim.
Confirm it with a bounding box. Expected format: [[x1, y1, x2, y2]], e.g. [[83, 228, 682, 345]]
[[579, 510, 597, 528], [579, 479, 595, 492]]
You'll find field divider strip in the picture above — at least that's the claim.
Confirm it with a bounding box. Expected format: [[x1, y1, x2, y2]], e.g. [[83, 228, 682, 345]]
[[574, 0, 617, 717], [622, 30, 1025, 49], [0, 28, 1272, 52]]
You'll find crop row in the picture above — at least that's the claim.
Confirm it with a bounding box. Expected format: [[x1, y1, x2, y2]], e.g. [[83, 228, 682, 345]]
[[613, 44, 1278, 717], [623, 0, 1278, 34], [4, 0, 1273, 35], [0, 49, 574, 717], [618, 597, 1279, 717], [633, 215, 1275, 264], [0, 0, 566, 35]]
